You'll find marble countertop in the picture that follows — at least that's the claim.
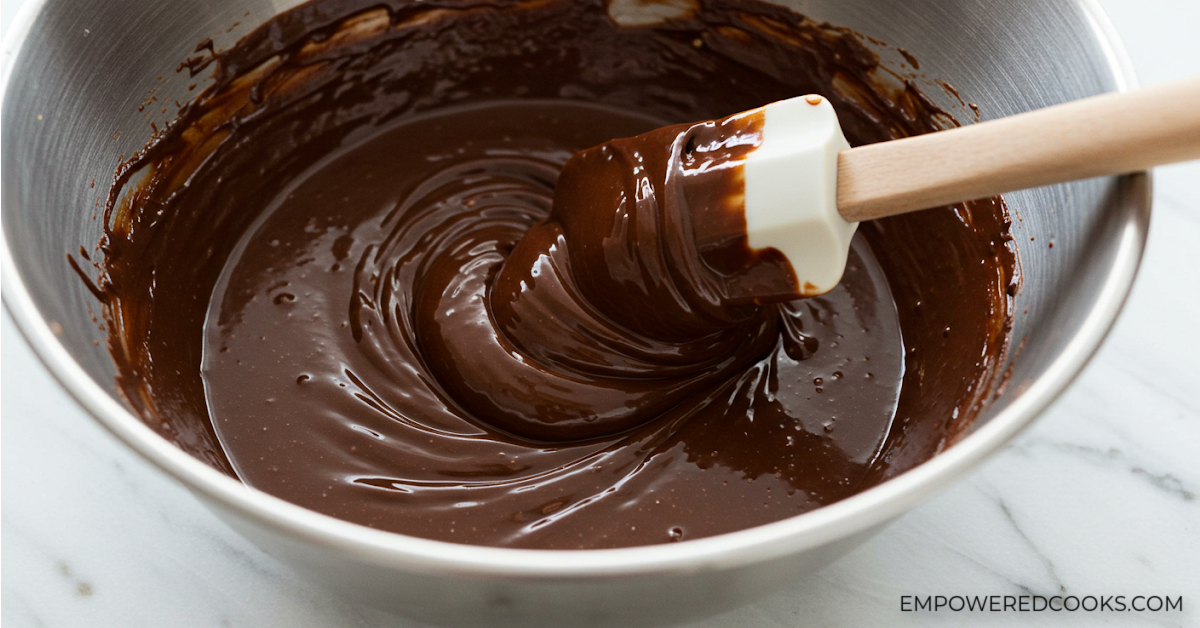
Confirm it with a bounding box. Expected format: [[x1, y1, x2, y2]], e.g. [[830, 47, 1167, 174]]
[[3, 0, 1197, 625]]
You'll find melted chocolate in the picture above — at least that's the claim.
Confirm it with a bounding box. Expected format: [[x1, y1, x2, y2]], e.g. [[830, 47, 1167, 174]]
[[89, 0, 1017, 549], [438, 107, 806, 441]]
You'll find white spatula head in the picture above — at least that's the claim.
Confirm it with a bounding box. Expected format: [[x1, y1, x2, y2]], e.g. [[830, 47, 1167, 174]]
[[743, 95, 856, 296]]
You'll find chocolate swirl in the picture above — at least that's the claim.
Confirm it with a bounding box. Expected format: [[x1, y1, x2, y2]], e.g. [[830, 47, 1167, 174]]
[[426, 110, 802, 441], [89, 0, 1016, 548]]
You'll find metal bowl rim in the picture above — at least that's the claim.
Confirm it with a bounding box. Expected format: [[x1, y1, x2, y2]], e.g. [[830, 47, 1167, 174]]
[[0, 0, 1150, 578]]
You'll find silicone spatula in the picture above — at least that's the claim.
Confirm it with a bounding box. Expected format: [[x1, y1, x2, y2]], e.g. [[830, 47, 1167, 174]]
[[740, 78, 1200, 295]]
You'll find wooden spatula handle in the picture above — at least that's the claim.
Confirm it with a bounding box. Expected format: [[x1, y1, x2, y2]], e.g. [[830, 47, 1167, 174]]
[[836, 77, 1200, 222]]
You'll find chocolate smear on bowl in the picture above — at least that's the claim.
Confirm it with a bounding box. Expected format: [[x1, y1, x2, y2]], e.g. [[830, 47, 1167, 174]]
[[86, 0, 1017, 548]]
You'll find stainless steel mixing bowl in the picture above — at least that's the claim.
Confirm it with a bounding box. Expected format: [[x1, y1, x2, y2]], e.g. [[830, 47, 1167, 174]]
[[1, 0, 1148, 625]]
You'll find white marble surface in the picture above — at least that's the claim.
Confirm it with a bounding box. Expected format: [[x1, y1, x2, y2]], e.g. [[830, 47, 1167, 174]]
[[3, 0, 1198, 626]]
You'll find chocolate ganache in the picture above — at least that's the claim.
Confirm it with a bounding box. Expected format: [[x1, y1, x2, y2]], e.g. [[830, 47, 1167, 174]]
[[87, 0, 1018, 549]]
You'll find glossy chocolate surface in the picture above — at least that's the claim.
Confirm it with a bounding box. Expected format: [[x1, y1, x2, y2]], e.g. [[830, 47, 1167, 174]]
[[89, 0, 1017, 548]]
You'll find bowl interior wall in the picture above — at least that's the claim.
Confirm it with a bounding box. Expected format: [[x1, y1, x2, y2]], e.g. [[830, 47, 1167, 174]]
[[3, 0, 1141, 477]]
